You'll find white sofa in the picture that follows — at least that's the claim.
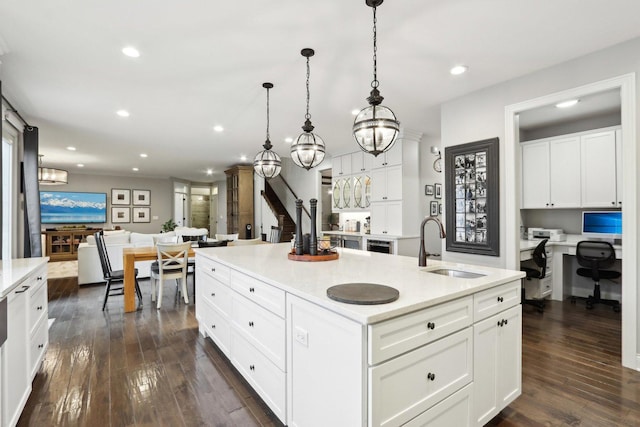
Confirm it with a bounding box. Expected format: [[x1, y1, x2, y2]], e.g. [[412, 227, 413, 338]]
[[77, 228, 208, 285]]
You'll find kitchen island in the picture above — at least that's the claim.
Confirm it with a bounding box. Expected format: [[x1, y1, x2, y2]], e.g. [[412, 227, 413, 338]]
[[195, 243, 524, 426]]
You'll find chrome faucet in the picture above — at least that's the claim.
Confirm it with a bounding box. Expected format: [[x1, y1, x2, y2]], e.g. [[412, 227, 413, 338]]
[[419, 216, 446, 267]]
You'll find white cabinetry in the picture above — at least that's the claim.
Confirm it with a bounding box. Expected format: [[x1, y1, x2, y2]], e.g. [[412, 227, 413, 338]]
[[580, 129, 618, 207], [3, 284, 30, 427], [473, 282, 522, 426], [351, 150, 373, 174], [521, 126, 622, 209], [521, 136, 580, 208], [370, 201, 402, 235], [334, 153, 352, 176], [29, 266, 48, 379]]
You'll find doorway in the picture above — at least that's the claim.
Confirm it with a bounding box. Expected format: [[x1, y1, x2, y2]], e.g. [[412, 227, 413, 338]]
[[191, 186, 212, 233], [505, 74, 637, 369]]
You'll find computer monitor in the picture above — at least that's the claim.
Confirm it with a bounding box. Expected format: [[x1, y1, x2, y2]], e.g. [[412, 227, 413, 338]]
[[581, 211, 622, 240]]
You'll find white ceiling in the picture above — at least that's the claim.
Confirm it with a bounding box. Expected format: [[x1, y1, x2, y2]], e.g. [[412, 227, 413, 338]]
[[1, 1, 640, 182]]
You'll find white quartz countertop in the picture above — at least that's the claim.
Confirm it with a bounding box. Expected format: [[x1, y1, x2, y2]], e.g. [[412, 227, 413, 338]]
[[321, 231, 419, 240], [195, 243, 524, 324], [0, 257, 49, 298]]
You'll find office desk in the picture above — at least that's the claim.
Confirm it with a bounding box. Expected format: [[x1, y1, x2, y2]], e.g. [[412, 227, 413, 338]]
[[520, 235, 622, 301], [123, 246, 196, 313]]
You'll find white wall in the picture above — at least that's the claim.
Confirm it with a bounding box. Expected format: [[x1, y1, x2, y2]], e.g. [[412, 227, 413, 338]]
[[45, 172, 173, 233]]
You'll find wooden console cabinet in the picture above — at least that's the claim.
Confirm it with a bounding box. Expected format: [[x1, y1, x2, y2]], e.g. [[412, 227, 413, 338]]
[[44, 229, 100, 261]]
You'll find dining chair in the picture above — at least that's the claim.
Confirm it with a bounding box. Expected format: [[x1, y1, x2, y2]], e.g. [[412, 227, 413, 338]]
[[150, 241, 192, 309], [95, 231, 143, 311]]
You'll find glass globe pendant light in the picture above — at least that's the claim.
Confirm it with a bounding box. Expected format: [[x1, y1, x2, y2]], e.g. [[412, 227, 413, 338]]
[[290, 48, 325, 170], [352, 0, 400, 157], [253, 82, 282, 179]]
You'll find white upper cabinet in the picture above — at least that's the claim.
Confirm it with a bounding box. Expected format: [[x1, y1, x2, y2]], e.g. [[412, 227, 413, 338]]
[[334, 153, 352, 176], [521, 126, 621, 209], [580, 130, 618, 208], [351, 151, 373, 174], [372, 143, 403, 169]]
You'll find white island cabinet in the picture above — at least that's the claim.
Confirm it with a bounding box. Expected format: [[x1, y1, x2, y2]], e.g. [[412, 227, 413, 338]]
[[195, 244, 524, 426], [1, 257, 49, 427]]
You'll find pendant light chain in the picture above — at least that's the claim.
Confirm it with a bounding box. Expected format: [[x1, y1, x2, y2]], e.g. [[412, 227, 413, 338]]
[[266, 85, 270, 141], [305, 55, 311, 120], [371, 6, 379, 89]]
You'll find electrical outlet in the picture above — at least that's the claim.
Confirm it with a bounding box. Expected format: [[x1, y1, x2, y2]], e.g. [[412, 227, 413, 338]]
[[294, 326, 308, 347]]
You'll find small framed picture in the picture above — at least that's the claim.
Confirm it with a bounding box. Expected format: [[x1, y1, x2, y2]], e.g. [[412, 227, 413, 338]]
[[132, 207, 151, 223], [425, 185, 434, 196], [111, 188, 130, 205], [111, 207, 130, 223], [434, 183, 442, 199], [430, 201, 438, 216], [132, 189, 151, 206], [439, 203, 443, 215]]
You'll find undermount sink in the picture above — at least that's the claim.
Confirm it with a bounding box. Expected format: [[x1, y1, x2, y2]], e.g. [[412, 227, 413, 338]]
[[425, 268, 486, 279]]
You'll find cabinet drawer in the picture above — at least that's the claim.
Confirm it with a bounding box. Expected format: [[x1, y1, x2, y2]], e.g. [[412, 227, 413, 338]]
[[200, 298, 231, 357], [30, 316, 48, 379], [196, 255, 230, 284], [369, 328, 473, 427], [369, 296, 473, 365], [230, 270, 285, 318], [29, 282, 48, 334], [474, 281, 520, 322], [404, 383, 473, 427], [199, 274, 231, 317], [231, 333, 286, 423], [231, 293, 285, 370]]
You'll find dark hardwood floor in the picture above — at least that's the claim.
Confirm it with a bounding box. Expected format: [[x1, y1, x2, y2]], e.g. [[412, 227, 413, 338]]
[[18, 278, 640, 426]]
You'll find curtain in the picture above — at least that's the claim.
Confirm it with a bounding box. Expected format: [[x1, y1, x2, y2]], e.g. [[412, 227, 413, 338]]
[[23, 126, 42, 257]]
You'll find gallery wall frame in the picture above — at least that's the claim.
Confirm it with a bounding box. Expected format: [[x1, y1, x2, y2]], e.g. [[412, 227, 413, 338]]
[[111, 207, 130, 223], [445, 137, 499, 256], [425, 185, 434, 196], [132, 189, 151, 206], [111, 188, 130, 205], [430, 201, 438, 216], [132, 207, 151, 223]]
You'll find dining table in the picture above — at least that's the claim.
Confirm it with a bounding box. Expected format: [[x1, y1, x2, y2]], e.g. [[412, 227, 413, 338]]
[[122, 245, 196, 312]]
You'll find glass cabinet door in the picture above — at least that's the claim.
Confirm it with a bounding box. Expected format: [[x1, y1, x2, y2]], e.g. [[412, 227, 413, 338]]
[[342, 178, 351, 209], [353, 176, 363, 208], [333, 179, 343, 209], [364, 175, 371, 208]]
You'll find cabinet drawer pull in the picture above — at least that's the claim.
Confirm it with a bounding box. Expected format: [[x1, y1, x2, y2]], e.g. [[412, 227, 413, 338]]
[[37, 306, 43, 310], [249, 321, 254, 327], [427, 372, 435, 381], [497, 296, 504, 303], [426, 322, 435, 330], [38, 344, 44, 349], [249, 287, 255, 293], [211, 324, 216, 329], [37, 276, 43, 281], [250, 365, 255, 371], [498, 319, 509, 327], [211, 267, 216, 272], [15, 285, 30, 294]]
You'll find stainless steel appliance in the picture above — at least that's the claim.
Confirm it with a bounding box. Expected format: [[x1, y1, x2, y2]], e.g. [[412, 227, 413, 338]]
[[367, 239, 393, 254], [342, 235, 362, 250]]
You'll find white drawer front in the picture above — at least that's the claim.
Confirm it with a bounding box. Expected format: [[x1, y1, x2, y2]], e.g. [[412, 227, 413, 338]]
[[196, 255, 231, 284], [369, 296, 473, 365], [29, 281, 48, 334], [369, 328, 473, 427], [30, 317, 49, 379], [473, 281, 520, 322], [231, 334, 286, 423], [200, 298, 231, 357], [230, 270, 285, 318], [231, 293, 285, 370], [199, 275, 232, 317], [403, 383, 473, 427]]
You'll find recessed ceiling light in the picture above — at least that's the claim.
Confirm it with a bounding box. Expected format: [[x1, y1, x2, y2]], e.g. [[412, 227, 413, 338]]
[[285, 137, 293, 143], [206, 169, 213, 175], [132, 167, 139, 172], [351, 109, 360, 116], [450, 65, 468, 75], [117, 110, 130, 117], [213, 125, 224, 132], [555, 99, 579, 108], [66, 146, 76, 151], [240, 155, 247, 161], [140, 153, 148, 158], [77, 163, 84, 168], [122, 46, 140, 58]]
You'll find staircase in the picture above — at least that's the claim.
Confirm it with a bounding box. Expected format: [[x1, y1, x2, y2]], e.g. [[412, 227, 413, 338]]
[[262, 180, 296, 242]]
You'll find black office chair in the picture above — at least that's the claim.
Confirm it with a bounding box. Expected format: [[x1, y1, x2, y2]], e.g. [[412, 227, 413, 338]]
[[95, 231, 143, 311], [575, 240, 621, 312], [520, 239, 548, 313]]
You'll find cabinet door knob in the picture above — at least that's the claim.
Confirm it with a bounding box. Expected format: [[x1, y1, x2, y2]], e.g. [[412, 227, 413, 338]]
[[211, 293, 215, 297], [250, 365, 255, 371], [212, 324, 216, 329], [426, 322, 435, 330], [211, 268, 216, 272], [249, 287, 255, 293], [497, 296, 504, 303], [249, 321, 254, 327], [427, 372, 435, 381], [38, 344, 44, 349], [612, 201, 616, 205], [546, 203, 549, 207], [37, 276, 43, 281]]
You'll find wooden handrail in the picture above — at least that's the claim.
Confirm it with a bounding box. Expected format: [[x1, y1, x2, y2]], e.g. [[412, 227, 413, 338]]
[[273, 175, 311, 218]]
